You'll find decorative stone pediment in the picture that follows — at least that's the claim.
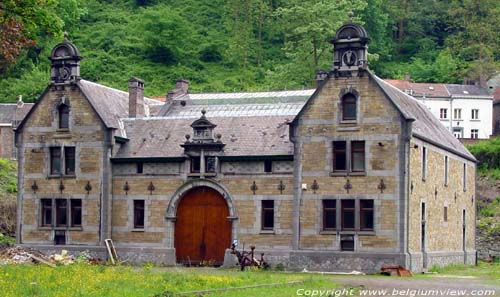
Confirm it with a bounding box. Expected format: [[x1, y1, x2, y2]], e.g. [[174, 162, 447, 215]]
[[49, 34, 82, 84]]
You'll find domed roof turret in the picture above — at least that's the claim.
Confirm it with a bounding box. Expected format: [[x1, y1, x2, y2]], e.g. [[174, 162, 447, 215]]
[[49, 33, 82, 84]]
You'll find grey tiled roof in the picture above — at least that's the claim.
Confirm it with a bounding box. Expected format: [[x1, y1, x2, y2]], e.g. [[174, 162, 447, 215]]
[[445, 84, 491, 96], [115, 115, 294, 158], [0, 104, 16, 123], [163, 103, 305, 119], [373, 74, 475, 161]]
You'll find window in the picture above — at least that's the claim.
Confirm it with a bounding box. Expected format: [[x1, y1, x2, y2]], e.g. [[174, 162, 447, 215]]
[[360, 200, 374, 230], [261, 200, 274, 230], [56, 199, 68, 227], [65, 147, 75, 175], [50, 146, 76, 176], [453, 127, 463, 138], [471, 129, 479, 139], [463, 163, 467, 191], [41, 199, 52, 227], [422, 147, 427, 181], [341, 200, 355, 230], [351, 141, 365, 172], [340, 235, 355, 251], [333, 141, 347, 171], [444, 156, 449, 186], [191, 157, 201, 173], [440, 108, 448, 119], [206, 157, 216, 173], [58, 104, 70, 129], [322, 200, 336, 230], [471, 109, 479, 120], [50, 147, 62, 175], [136, 162, 143, 174], [453, 108, 462, 120], [70, 199, 82, 227], [264, 160, 273, 173], [443, 206, 448, 222], [341, 93, 357, 121], [134, 200, 145, 229]]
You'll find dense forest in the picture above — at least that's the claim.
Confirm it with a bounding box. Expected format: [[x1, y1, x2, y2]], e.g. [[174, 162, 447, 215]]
[[0, 0, 499, 101]]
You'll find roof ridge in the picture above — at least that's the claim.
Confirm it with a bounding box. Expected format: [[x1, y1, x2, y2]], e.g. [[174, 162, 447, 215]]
[[80, 79, 153, 101]]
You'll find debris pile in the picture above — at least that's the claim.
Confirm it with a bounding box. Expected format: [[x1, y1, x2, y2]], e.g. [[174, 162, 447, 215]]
[[0, 246, 101, 266], [381, 265, 412, 277]]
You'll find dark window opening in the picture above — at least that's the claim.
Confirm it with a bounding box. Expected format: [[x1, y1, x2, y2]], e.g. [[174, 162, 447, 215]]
[[191, 157, 201, 173], [341, 199, 355, 230], [136, 162, 143, 174], [333, 141, 347, 171], [444, 206, 448, 222], [422, 147, 427, 180], [65, 147, 75, 175], [55, 199, 68, 227], [264, 160, 273, 173], [134, 200, 145, 229], [41, 199, 52, 227], [342, 93, 357, 121], [261, 200, 274, 230], [70, 199, 82, 227], [323, 200, 336, 230], [54, 230, 66, 245], [340, 235, 355, 251], [58, 104, 70, 129], [351, 141, 365, 172], [360, 200, 374, 230], [206, 157, 216, 173], [50, 147, 62, 175]]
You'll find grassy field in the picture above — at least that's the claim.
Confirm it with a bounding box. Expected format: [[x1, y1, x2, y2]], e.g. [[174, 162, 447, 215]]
[[425, 261, 500, 282], [0, 265, 339, 297]]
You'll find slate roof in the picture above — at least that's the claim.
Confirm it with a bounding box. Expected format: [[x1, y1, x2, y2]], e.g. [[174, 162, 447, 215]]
[[445, 84, 491, 96], [0, 104, 16, 124], [385, 80, 450, 98], [373, 74, 475, 161]]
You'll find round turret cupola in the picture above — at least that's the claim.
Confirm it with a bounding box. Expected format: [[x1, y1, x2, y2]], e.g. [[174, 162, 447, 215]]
[[49, 34, 82, 83]]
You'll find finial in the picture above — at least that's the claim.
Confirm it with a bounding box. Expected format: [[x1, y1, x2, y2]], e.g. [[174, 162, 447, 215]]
[[63, 31, 69, 41], [348, 11, 354, 22], [201, 109, 206, 116]]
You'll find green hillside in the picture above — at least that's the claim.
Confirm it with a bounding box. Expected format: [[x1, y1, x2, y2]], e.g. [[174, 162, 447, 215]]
[[0, 0, 499, 101]]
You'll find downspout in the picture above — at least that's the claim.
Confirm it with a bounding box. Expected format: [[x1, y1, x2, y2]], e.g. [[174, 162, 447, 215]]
[[290, 122, 302, 250], [15, 130, 24, 244], [403, 119, 414, 268]]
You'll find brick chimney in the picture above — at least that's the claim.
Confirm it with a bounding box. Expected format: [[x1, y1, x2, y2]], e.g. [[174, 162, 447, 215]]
[[167, 79, 189, 101], [129, 77, 145, 118]]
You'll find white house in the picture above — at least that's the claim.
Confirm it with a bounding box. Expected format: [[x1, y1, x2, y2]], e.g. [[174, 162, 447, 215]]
[[386, 80, 493, 139]]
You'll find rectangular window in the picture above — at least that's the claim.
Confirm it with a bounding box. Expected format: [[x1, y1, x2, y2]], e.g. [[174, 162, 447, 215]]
[[206, 157, 217, 173], [261, 200, 274, 230], [136, 162, 143, 174], [55, 199, 68, 227], [471, 109, 479, 120], [264, 160, 273, 173], [41, 199, 52, 227], [422, 147, 427, 181], [463, 163, 467, 191], [471, 129, 479, 139], [340, 235, 355, 251], [65, 147, 75, 175], [440, 108, 448, 119], [351, 141, 365, 172], [444, 206, 448, 222], [341, 199, 355, 230], [322, 200, 336, 230], [444, 156, 449, 186], [333, 141, 347, 171], [453, 108, 462, 120], [70, 199, 82, 227], [50, 147, 62, 175], [360, 200, 374, 230], [191, 157, 201, 173], [134, 200, 145, 229]]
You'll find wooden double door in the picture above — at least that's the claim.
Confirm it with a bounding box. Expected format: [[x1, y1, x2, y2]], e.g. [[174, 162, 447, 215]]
[[174, 187, 231, 265]]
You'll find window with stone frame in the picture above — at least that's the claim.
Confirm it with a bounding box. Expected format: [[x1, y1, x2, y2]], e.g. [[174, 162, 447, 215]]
[[463, 163, 467, 191], [341, 93, 357, 121], [134, 200, 145, 229], [422, 147, 427, 181], [333, 141, 347, 172], [65, 147, 75, 175], [261, 200, 274, 230], [55, 199, 68, 227], [205, 157, 216, 173], [136, 162, 143, 174], [444, 156, 449, 186], [50, 147, 62, 175], [360, 200, 374, 230], [70, 199, 82, 227], [58, 103, 70, 129], [341, 199, 355, 230], [50, 146, 76, 176], [41, 199, 52, 227], [351, 141, 365, 172], [264, 160, 273, 173], [443, 206, 448, 222], [190, 157, 201, 173], [332, 141, 365, 173], [322, 200, 336, 230]]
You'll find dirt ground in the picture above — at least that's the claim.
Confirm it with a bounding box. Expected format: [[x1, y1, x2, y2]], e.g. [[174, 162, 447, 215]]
[[333, 275, 500, 297]]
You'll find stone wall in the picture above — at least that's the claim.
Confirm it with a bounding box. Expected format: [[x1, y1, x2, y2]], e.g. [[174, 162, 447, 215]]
[[0, 126, 14, 158]]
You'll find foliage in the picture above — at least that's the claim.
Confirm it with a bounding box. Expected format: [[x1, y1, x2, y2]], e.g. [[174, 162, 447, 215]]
[[0, 233, 15, 245], [0, 0, 498, 101], [0, 159, 17, 194], [466, 138, 500, 175], [0, 265, 337, 297]]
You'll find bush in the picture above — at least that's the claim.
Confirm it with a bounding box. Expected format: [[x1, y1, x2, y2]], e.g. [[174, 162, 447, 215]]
[[467, 138, 500, 170]]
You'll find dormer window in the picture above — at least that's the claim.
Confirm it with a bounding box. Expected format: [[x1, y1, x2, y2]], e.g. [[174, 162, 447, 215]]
[[58, 104, 70, 129], [342, 93, 357, 121]]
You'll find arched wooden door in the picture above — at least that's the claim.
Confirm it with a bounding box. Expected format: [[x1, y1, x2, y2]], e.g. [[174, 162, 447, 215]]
[[174, 187, 231, 265]]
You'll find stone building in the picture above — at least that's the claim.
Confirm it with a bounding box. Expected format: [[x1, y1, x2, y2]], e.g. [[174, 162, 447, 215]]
[[0, 98, 33, 159], [16, 21, 476, 272]]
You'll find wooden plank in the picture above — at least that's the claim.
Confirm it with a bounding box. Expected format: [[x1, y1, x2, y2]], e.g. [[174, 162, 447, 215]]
[[29, 254, 56, 268]]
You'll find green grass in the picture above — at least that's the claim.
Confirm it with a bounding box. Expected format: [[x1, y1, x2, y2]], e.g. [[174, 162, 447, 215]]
[[0, 265, 338, 297], [0, 158, 17, 194], [425, 261, 500, 281]]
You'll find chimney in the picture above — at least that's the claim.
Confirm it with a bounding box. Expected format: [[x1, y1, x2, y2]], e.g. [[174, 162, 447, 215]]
[[167, 79, 189, 101], [315, 71, 328, 87], [129, 77, 145, 118], [404, 73, 411, 82], [16, 95, 24, 108]]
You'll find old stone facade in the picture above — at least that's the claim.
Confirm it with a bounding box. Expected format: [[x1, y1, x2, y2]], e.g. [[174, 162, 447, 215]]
[[16, 22, 476, 272], [0, 99, 33, 158]]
